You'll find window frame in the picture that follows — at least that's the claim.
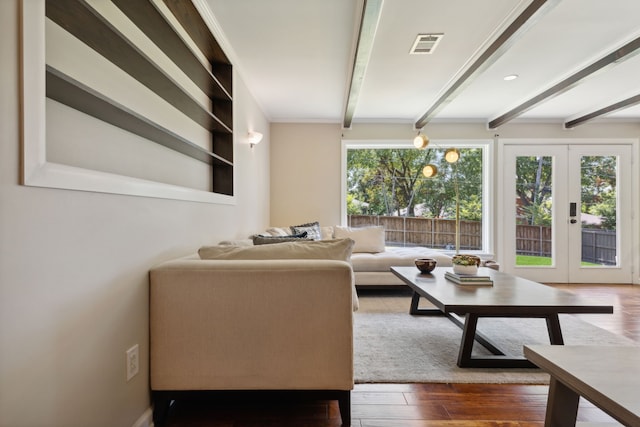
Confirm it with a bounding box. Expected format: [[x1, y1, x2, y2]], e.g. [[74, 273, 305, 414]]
[[341, 138, 494, 255]]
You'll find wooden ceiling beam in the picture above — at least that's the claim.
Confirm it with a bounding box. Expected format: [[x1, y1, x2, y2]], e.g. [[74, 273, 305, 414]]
[[414, 0, 559, 130], [489, 36, 640, 129], [343, 0, 384, 129], [564, 94, 640, 128]]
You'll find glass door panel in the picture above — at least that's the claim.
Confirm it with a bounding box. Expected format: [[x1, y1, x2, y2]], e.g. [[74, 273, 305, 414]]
[[568, 146, 631, 283], [579, 155, 617, 266], [514, 156, 553, 267], [503, 145, 568, 282], [503, 144, 632, 284]]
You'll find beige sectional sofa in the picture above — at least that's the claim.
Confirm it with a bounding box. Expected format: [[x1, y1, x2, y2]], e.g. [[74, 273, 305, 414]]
[[149, 239, 356, 425], [224, 223, 455, 288]]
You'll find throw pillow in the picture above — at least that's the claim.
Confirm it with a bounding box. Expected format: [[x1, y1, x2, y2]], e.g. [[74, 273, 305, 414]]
[[264, 227, 293, 236], [333, 225, 385, 253], [291, 221, 322, 240], [321, 226, 334, 240], [253, 232, 310, 245], [199, 238, 355, 261]]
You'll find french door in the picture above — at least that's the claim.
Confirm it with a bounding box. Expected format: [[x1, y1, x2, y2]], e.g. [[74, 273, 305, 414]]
[[502, 143, 633, 283]]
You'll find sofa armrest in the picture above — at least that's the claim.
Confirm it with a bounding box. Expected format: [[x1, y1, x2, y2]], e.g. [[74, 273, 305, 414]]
[[150, 259, 354, 392]]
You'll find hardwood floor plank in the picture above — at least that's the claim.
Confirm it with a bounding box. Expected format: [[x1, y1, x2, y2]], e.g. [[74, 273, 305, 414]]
[[352, 403, 451, 420], [360, 421, 529, 427], [352, 391, 408, 405]]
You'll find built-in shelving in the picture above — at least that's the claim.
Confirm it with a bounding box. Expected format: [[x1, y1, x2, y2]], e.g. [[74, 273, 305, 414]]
[[46, 66, 232, 168], [111, 0, 232, 103], [44, 0, 234, 196], [161, 0, 233, 96]]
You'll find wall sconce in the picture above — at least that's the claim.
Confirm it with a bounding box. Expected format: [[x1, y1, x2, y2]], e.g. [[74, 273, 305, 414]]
[[248, 131, 263, 148], [413, 133, 429, 149]]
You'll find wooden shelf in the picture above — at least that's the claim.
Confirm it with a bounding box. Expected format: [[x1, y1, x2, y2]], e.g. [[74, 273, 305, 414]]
[[46, 66, 232, 168], [46, 0, 232, 133], [161, 0, 233, 95], [111, 0, 232, 102]]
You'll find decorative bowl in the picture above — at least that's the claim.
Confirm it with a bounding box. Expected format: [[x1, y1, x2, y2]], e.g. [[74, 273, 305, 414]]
[[453, 264, 478, 275], [415, 258, 437, 274]]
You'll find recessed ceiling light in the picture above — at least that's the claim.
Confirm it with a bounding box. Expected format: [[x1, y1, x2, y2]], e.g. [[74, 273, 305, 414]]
[[503, 74, 519, 81]]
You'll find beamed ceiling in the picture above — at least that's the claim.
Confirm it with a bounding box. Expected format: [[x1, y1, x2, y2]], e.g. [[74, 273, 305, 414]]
[[201, 0, 640, 130]]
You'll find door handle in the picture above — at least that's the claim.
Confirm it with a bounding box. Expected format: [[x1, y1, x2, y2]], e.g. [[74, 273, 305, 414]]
[[570, 219, 577, 224]]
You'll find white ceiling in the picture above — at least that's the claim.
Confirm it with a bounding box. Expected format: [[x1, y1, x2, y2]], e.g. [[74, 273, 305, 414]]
[[201, 0, 640, 129]]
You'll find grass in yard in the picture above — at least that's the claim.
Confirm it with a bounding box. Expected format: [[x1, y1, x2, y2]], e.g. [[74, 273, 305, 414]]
[[516, 255, 552, 266], [516, 255, 600, 266]]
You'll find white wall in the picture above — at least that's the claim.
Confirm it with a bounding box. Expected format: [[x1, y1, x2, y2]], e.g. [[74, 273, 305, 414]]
[[270, 123, 344, 227], [0, 1, 269, 426]]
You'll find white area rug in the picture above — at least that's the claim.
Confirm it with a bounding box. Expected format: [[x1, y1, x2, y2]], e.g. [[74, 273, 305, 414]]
[[354, 292, 637, 384]]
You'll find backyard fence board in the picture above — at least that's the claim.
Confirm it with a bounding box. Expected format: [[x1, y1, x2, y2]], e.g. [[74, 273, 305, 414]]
[[348, 215, 616, 265]]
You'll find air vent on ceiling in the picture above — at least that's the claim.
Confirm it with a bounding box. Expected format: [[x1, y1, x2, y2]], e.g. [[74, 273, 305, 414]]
[[410, 33, 444, 55]]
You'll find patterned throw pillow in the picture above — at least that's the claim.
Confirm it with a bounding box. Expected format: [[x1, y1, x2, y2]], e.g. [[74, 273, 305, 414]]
[[291, 221, 322, 240]]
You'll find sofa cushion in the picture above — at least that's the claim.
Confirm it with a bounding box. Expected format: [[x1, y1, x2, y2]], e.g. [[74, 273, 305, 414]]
[[199, 238, 355, 261], [252, 232, 311, 245], [350, 246, 452, 272], [217, 239, 254, 246], [291, 221, 322, 240], [334, 225, 385, 253]]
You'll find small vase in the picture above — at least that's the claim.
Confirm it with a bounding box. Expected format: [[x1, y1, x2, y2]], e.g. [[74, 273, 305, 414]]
[[453, 264, 478, 275]]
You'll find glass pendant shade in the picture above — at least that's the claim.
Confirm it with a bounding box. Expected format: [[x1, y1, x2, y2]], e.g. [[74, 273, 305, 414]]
[[413, 134, 429, 149], [422, 164, 438, 178], [444, 148, 460, 163]]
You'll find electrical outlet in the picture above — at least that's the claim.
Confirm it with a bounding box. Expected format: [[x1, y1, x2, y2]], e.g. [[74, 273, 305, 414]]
[[126, 344, 139, 382]]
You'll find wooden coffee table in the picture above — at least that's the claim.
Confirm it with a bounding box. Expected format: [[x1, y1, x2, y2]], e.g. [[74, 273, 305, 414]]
[[524, 345, 640, 427], [390, 266, 613, 368]]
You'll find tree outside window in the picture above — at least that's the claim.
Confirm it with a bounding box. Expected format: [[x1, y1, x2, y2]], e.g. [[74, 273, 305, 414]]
[[346, 147, 484, 249]]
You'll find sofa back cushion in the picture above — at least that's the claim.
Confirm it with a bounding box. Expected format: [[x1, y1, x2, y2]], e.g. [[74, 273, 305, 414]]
[[199, 238, 355, 261], [334, 226, 385, 253]]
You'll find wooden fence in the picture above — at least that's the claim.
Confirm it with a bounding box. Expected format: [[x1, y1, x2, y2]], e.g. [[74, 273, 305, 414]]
[[348, 215, 482, 250], [348, 215, 617, 265]]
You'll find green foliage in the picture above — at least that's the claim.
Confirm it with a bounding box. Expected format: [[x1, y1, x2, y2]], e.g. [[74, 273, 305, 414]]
[[515, 155, 617, 230], [346, 147, 484, 221], [581, 156, 617, 230], [515, 156, 552, 226], [587, 190, 617, 229], [459, 194, 483, 222]]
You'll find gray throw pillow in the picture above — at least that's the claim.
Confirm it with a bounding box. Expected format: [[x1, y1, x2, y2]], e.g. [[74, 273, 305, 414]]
[[253, 232, 310, 245]]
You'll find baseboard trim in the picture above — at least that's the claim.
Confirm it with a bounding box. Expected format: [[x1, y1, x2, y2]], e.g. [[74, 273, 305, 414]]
[[131, 407, 153, 427]]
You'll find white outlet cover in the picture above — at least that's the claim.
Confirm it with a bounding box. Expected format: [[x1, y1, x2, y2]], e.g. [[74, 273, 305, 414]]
[[126, 344, 139, 382]]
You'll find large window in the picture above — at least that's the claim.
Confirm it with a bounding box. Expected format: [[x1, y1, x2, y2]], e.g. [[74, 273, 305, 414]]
[[343, 141, 490, 252]]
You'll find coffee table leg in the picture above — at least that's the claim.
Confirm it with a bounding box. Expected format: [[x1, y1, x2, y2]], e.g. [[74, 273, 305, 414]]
[[544, 377, 579, 427], [456, 314, 538, 368], [457, 313, 479, 367], [545, 314, 564, 345], [410, 291, 442, 315]]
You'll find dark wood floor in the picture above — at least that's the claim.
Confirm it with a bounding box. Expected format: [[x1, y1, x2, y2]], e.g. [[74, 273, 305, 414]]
[[161, 284, 640, 427]]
